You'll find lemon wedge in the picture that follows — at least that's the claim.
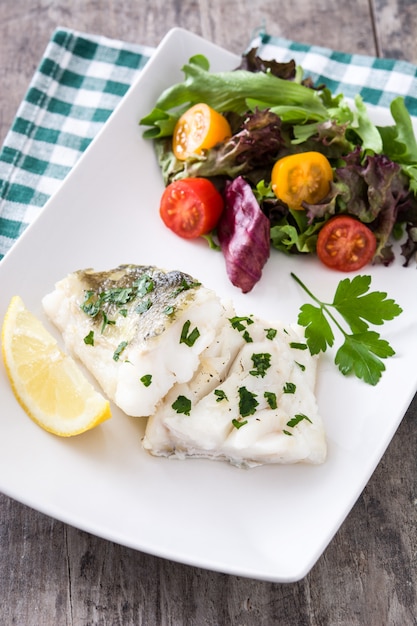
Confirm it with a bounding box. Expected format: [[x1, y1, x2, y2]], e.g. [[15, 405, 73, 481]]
[[1, 295, 111, 436]]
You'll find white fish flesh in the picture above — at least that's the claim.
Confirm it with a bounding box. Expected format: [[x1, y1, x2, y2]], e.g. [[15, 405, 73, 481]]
[[43, 264, 327, 467], [143, 316, 326, 467], [42, 265, 231, 417]]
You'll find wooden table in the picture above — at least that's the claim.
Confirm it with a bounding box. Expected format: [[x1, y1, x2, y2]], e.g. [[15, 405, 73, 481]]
[[0, 1, 416, 624]]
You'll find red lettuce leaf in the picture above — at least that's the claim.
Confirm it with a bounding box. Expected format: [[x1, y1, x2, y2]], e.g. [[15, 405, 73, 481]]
[[333, 149, 416, 265], [236, 48, 297, 80], [154, 109, 285, 186], [217, 177, 270, 293]]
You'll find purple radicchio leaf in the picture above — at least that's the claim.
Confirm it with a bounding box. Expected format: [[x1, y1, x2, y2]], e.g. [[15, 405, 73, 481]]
[[217, 176, 270, 293], [236, 48, 298, 80]]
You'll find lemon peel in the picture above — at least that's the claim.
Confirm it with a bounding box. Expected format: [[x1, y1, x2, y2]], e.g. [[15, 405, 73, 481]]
[[1, 295, 111, 436]]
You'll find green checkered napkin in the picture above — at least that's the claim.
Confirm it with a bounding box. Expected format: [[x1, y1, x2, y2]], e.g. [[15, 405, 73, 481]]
[[0, 28, 153, 260], [1, 27, 416, 261], [253, 31, 417, 112]]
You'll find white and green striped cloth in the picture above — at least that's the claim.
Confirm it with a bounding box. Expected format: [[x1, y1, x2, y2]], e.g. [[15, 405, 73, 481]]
[[0, 28, 153, 259], [1, 27, 416, 260]]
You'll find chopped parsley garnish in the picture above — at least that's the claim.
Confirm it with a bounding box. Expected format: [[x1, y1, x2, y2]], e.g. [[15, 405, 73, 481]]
[[229, 316, 254, 343], [101, 286, 136, 306], [229, 315, 254, 331], [135, 299, 152, 314], [214, 389, 228, 402], [238, 386, 258, 417], [283, 413, 312, 436], [295, 361, 306, 371], [172, 395, 192, 415], [101, 312, 116, 334], [80, 290, 101, 317], [171, 278, 200, 297], [113, 341, 128, 361], [140, 374, 152, 387], [265, 328, 277, 340], [292, 272, 403, 385], [83, 330, 94, 346], [250, 353, 271, 378], [286, 413, 312, 428], [232, 418, 248, 429], [264, 391, 277, 409], [134, 275, 154, 297], [80, 273, 157, 333], [289, 342, 308, 350], [283, 382, 296, 394], [180, 320, 200, 347]]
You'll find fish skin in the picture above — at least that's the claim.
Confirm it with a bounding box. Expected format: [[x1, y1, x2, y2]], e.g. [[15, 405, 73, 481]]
[[42, 265, 230, 417], [75, 265, 201, 341]]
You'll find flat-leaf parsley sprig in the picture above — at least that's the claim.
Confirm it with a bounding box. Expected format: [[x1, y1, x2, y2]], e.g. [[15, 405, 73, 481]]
[[291, 273, 403, 385]]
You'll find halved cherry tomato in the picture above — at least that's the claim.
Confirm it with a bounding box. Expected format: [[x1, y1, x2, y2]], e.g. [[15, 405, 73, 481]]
[[316, 215, 377, 271], [271, 151, 333, 210], [172, 103, 232, 161], [160, 178, 224, 239]]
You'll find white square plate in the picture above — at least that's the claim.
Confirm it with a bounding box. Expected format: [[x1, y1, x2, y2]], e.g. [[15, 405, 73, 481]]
[[0, 28, 416, 582]]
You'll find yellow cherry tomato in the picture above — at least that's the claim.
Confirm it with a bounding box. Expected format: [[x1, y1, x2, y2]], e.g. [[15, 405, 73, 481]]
[[271, 151, 333, 210], [172, 103, 232, 160]]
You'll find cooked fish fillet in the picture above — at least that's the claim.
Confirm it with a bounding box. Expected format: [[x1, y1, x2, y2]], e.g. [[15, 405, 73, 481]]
[[42, 265, 231, 417], [143, 316, 327, 467], [43, 264, 326, 467]]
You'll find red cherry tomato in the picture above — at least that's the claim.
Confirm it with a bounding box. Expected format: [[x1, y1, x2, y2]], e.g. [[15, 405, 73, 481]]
[[160, 178, 224, 239], [316, 215, 377, 271]]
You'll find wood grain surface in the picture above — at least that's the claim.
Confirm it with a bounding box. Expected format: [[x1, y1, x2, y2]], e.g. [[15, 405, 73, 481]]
[[0, 1, 416, 624]]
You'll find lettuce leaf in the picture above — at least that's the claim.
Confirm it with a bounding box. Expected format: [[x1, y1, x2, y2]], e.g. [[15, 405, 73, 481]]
[[333, 150, 414, 264], [217, 177, 270, 293], [141, 49, 417, 286], [268, 150, 417, 265], [140, 54, 385, 156], [141, 55, 343, 138], [154, 109, 286, 185], [377, 97, 417, 193]]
